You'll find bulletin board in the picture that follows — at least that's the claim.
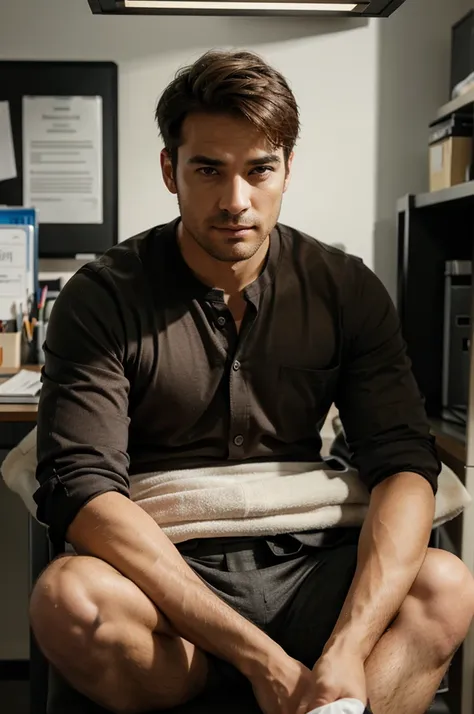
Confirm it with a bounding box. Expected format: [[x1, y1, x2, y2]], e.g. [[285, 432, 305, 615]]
[[0, 61, 118, 258]]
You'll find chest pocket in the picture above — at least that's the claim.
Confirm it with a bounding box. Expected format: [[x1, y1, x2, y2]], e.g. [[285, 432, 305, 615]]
[[277, 364, 340, 438]]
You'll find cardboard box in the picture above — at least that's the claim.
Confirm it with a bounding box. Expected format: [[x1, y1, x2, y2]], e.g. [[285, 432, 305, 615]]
[[429, 113, 473, 192], [430, 136, 473, 191]]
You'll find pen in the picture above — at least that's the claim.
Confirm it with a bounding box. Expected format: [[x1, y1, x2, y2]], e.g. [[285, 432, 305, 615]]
[[27, 293, 34, 320], [38, 285, 48, 323], [17, 303, 23, 333], [23, 316, 33, 343]]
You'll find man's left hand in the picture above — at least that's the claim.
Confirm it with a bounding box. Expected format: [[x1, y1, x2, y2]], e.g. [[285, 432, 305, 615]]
[[295, 648, 367, 714]]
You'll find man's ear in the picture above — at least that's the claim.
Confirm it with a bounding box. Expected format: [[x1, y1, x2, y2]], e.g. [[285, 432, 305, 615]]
[[161, 149, 177, 195], [283, 151, 294, 193]]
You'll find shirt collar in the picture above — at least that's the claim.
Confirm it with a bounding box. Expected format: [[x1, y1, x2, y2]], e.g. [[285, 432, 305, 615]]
[[160, 218, 282, 303]]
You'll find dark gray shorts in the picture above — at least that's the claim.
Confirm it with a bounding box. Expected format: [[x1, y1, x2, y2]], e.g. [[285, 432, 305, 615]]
[[177, 534, 359, 690]]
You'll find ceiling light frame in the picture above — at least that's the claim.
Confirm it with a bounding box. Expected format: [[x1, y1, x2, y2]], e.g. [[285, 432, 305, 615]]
[[88, 0, 406, 17]]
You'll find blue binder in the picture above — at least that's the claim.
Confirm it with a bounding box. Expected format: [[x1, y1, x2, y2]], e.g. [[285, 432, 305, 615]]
[[0, 207, 39, 297]]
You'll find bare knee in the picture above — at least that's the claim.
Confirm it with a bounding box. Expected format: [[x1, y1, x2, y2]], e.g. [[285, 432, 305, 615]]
[[31, 553, 159, 649], [30, 555, 101, 650], [30, 555, 206, 713], [30, 555, 163, 713], [406, 548, 474, 660]]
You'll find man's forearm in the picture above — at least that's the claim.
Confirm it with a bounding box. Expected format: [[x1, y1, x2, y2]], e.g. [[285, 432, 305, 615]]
[[67, 491, 286, 679], [323, 472, 435, 660]]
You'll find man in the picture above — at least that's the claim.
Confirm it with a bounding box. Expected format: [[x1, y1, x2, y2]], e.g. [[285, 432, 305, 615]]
[[30, 50, 474, 714]]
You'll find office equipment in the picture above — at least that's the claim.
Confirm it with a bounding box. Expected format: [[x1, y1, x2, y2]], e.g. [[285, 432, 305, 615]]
[[88, 0, 407, 17], [442, 260, 472, 414], [0, 61, 118, 258], [442, 261, 471, 415], [0, 369, 41, 403]]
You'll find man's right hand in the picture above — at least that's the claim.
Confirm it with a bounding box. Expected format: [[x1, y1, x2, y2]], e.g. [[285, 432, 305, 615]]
[[249, 653, 313, 714]]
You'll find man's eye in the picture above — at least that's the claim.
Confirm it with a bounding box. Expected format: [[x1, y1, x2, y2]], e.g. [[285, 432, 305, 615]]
[[251, 166, 273, 176], [198, 167, 218, 176]]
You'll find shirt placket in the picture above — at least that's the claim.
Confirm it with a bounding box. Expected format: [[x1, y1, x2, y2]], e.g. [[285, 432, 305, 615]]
[[210, 298, 257, 459]]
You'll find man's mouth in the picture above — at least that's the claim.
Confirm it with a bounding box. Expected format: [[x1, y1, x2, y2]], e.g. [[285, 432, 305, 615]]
[[213, 226, 254, 233]]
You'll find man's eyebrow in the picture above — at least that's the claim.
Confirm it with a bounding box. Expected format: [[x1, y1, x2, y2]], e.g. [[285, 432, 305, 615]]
[[186, 153, 282, 167], [247, 154, 281, 166], [187, 155, 225, 166]]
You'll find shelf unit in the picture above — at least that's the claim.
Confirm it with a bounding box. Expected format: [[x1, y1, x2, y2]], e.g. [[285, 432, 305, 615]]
[[397, 181, 474, 211], [397, 184, 474, 714], [435, 86, 474, 123]]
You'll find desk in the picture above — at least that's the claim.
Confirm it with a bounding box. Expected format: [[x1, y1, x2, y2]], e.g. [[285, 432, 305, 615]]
[[0, 405, 38, 423]]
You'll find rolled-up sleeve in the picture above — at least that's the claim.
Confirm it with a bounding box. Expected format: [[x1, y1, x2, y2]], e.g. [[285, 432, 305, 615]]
[[34, 266, 131, 545], [335, 260, 441, 494]]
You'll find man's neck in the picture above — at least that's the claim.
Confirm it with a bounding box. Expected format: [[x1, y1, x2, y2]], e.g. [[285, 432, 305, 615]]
[[177, 222, 269, 296]]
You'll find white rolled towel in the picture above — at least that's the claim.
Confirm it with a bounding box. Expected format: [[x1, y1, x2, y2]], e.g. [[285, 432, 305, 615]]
[[307, 699, 366, 714], [1, 426, 471, 545]]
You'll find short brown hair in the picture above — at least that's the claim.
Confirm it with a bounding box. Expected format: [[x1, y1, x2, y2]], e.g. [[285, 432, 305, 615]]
[[155, 50, 300, 168]]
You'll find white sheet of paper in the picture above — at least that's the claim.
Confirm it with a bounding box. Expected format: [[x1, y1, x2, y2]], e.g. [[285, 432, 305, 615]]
[[0, 102, 17, 182], [0, 369, 42, 396], [0, 226, 34, 320], [22, 95, 103, 224]]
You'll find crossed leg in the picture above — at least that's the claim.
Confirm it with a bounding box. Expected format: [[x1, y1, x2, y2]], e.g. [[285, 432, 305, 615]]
[[365, 549, 474, 714], [30, 554, 209, 714], [30, 547, 474, 714]]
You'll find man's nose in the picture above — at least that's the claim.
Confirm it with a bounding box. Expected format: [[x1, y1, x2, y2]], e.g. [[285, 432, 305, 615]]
[[218, 176, 252, 216]]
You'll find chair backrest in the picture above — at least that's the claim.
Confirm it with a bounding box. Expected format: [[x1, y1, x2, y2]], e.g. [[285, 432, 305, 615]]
[[28, 516, 57, 714]]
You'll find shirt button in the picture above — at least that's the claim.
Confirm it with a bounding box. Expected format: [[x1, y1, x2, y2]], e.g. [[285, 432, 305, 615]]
[[233, 360, 241, 371], [233, 434, 244, 447], [217, 316, 226, 327]]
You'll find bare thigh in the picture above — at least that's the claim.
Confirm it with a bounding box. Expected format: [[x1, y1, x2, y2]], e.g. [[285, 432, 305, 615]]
[[30, 554, 209, 714]]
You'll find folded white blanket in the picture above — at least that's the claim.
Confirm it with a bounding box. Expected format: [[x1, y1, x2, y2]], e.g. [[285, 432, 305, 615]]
[[1, 427, 471, 544], [129, 460, 471, 543]]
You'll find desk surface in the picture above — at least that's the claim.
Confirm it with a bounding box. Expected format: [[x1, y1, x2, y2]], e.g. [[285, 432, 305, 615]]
[[0, 367, 40, 423], [0, 403, 38, 423]]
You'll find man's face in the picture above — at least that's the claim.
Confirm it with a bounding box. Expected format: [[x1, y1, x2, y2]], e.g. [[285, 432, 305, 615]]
[[161, 113, 293, 262]]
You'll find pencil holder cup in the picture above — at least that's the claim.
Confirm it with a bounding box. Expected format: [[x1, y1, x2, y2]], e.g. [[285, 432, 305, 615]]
[[0, 332, 22, 370]]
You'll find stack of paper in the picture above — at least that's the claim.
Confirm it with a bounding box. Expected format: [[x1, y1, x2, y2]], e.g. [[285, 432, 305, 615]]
[[0, 369, 42, 403]]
